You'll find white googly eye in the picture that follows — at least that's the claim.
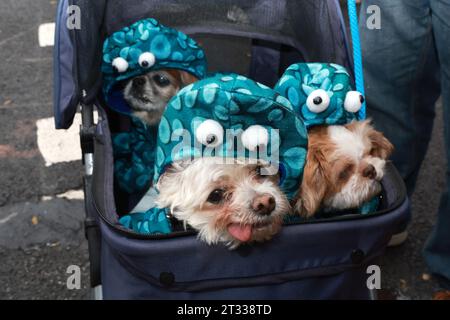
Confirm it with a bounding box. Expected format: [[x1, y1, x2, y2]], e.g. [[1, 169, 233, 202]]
[[306, 89, 330, 113], [138, 52, 156, 69], [241, 125, 269, 151], [112, 57, 129, 73], [344, 91, 365, 113], [196, 119, 224, 147]]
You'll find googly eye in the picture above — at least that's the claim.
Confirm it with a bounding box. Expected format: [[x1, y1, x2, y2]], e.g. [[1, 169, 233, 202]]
[[111, 57, 129, 73], [195, 119, 224, 147], [241, 125, 269, 151], [344, 91, 365, 113], [138, 52, 156, 69], [306, 89, 330, 113]]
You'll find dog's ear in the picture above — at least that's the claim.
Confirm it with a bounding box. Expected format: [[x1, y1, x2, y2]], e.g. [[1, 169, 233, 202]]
[[155, 162, 189, 208], [179, 71, 198, 86], [346, 119, 394, 159], [367, 125, 394, 160], [294, 144, 329, 217]]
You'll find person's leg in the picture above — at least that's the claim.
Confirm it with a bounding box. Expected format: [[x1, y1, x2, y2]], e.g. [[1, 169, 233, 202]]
[[424, 0, 450, 285], [359, 0, 441, 196]]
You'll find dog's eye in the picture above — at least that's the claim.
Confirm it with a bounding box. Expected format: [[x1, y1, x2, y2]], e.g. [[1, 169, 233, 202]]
[[369, 147, 378, 157], [196, 119, 224, 147], [207, 189, 225, 204], [344, 91, 364, 113], [138, 52, 156, 69], [338, 164, 354, 181], [306, 89, 330, 113], [112, 57, 129, 73], [241, 125, 269, 151], [152, 74, 171, 87]]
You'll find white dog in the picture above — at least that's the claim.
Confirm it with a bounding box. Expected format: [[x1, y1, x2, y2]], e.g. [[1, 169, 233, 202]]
[[156, 157, 290, 248]]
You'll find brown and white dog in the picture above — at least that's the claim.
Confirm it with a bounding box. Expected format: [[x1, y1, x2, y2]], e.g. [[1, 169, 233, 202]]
[[294, 120, 394, 217], [123, 69, 197, 125]]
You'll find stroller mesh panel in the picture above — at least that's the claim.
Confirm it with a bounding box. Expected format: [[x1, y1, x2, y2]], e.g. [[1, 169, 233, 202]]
[[72, 0, 350, 101]]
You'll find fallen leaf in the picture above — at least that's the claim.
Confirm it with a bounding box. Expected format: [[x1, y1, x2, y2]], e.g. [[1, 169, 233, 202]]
[[31, 215, 39, 225], [46, 242, 60, 247], [399, 279, 408, 290], [433, 291, 450, 300], [422, 273, 431, 281]]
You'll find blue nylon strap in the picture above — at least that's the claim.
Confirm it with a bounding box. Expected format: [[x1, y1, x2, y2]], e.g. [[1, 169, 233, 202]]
[[347, 0, 366, 119]]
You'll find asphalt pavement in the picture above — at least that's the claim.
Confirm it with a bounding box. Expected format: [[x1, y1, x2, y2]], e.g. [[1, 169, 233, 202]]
[[0, 0, 89, 299], [0, 0, 447, 299]]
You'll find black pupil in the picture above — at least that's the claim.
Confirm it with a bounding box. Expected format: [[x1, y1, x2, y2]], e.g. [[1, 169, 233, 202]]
[[141, 60, 149, 67], [359, 95, 365, 103], [313, 96, 323, 105], [153, 74, 171, 87], [207, 189, 224, 204], [206, 134, 216, 145]]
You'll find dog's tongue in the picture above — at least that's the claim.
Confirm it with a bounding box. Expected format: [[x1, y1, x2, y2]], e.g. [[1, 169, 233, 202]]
[[227, 224, 252, 242]]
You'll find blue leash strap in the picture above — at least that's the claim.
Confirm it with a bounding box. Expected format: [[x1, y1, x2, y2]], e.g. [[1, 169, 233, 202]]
[[347, 0, 366, 119]]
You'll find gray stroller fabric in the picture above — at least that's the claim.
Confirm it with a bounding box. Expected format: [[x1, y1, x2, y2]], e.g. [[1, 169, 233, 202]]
[[53, 0, 350, 128]]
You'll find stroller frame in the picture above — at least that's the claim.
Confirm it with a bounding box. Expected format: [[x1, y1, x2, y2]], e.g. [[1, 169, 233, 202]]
[[54, 0, 410, 299]]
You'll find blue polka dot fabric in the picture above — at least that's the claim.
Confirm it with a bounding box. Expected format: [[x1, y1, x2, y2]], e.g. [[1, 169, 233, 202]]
[[102, 18, 208, 196], [274, 63, 363, 128], [119, 73, 309, 235], [119, 207, 171, 235], [112, 117, 156, 194], [153, 73, 308, 199]]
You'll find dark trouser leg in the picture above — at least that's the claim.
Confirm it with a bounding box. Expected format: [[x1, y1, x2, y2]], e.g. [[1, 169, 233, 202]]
[[423, 0, 450, 285], [360, 0, 440, 196]]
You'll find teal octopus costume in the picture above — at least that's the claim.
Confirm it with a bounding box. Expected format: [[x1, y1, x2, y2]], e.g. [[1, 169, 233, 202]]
[[112, 117, 156, 194], [119, 73, 309, 234], [274, 63, 364, 128], [101, 18, 207, 194], [275, 62, 380, 216]]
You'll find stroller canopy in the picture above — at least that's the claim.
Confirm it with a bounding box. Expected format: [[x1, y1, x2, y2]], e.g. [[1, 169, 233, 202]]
[[53, 0, 351, 129]]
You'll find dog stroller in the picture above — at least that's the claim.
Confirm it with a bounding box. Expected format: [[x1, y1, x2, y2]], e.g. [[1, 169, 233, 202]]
[[53, 0, 410, 299]]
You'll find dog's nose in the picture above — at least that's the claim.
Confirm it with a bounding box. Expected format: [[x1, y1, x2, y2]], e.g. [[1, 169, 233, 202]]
[[362, 164, 376, 180], [252, 194, 276, 216], [133, 77, 146, 88]]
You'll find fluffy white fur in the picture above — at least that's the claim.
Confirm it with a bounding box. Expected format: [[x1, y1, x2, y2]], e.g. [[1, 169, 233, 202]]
[[323, 172, 382, 211], [156, 157, 290, 248]]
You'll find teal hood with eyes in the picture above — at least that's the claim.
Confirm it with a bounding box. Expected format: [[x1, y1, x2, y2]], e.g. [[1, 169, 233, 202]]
[[153, 72, 309, 198], [274, 63, 364, 128], [101, 18, 207, 115], [118, 72, 379, 235], [120, 73, 309, 235]]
